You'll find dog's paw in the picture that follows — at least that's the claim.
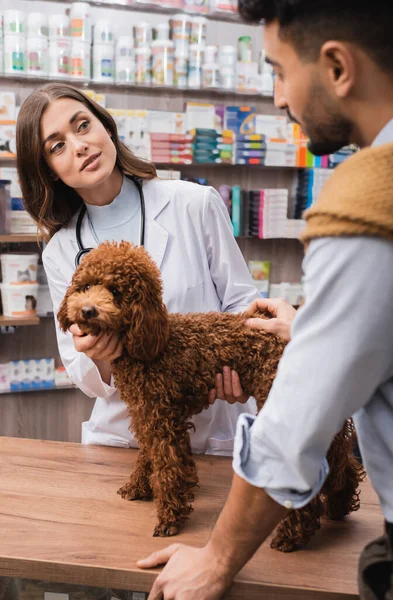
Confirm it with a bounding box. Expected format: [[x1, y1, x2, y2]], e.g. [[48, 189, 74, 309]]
[[153, 522, 180, 537], [117, 482, 152, 501], [270, 536, 299, 553]]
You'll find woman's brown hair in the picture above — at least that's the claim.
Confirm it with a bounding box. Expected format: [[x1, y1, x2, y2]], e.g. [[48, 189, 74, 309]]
[[16, 83, 157, 241]]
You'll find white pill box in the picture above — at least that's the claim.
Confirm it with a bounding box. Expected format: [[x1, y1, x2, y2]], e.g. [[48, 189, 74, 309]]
[[10, 357, 55, 390]]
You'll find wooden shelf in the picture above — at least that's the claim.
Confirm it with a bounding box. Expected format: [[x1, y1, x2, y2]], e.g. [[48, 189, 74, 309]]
[[0, 234, 39, 243], [0, 315, 40, 326]]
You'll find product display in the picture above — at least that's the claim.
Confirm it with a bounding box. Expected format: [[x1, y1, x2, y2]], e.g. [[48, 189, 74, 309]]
[[135, 46, 152, 84], [26, 12, 48, 38], [151, 39, 174, 86], [135, 21, 152, 47], [94, 19, 115, 44], [133, 0, 236, 12], [6, 358, 55, 391], [221, 184, 306, 239], [171, 13, 191, 53], [49, 39, 70, 79], [0, 89, 347, 173], [187, 43, 204, 87], [92, 43, 115, 82], [70, 2, 91, 41], [48, 14, 70, 39], [4, 10, 25, 36], [116, 59, 136, 84], [248, 260, 270, 297], [26, 36, 48, 76], [4, 35, 26, 75], [69, 40, 90, 79], [0, 6, 271, 93], [174, 48, 188, 87], [190, 16, 207, 44], [0, 282, 38, 318], [0, 253, 38, 284]]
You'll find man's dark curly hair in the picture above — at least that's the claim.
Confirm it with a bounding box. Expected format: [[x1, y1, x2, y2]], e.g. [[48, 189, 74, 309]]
[[238, 0, 393, 74]]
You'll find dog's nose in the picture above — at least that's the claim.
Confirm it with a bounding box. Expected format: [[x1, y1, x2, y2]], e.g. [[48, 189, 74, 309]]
[[81, 305, 97, 320]]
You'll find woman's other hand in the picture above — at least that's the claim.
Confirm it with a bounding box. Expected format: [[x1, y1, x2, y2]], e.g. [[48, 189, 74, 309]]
[[208, 366, 249, 405]]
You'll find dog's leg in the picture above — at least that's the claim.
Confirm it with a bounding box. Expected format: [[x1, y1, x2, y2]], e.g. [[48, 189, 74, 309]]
[[322, 421, 366, 520], [270, 496, 324, 552], [149, 427, 198, 537], [118, 447, 153, 501]]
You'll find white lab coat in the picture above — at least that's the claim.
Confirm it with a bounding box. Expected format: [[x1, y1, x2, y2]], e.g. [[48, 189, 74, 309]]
[[43, 178, 260, 455]]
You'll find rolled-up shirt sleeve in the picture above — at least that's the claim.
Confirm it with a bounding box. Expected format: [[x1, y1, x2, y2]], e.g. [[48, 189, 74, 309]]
[[233, 236, 393, 509]]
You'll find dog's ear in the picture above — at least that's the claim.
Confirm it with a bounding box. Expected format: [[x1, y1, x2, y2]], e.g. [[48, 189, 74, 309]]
[[120, 248, 169, 361], [57, 286, 73, 332], [126, 296, 169, 362]]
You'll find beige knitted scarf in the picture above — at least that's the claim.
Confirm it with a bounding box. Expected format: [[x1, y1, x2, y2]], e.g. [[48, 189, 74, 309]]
[[301, 142, 393, 247]]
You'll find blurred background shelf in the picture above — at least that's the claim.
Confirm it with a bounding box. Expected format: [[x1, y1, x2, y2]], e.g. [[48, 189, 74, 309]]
[[0, 384, 76, 395], [155, 162, 313, 169], [0, 315, 40, 326], [0, 156, 330, 170], [26, 0, 257, 25], [0, 74, 272, 101], [0, 234, 39, 243]]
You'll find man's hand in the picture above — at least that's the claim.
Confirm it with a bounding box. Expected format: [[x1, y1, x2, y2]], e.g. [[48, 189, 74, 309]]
[[137, 543, 231, 600], [245, 298, 297, 342], [208, 365, 249, 405], [69, 324, 123, 362], [138, 475, 287, 600]]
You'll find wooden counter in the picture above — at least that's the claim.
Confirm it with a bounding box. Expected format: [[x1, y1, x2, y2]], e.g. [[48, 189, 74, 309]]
[[0, 437, 384, 599]]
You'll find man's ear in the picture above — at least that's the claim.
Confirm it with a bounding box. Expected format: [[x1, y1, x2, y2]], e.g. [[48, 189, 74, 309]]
[[320, 41, 355, 99]]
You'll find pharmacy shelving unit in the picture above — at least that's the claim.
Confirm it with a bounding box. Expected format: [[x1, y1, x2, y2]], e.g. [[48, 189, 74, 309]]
[[0, 0, 305, 443]]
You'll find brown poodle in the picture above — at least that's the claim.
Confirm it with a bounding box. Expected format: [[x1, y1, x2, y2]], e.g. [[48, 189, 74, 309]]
[[58, 241, 365, 552]]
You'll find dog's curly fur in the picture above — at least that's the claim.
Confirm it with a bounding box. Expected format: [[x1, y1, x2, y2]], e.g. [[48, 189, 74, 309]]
[[58, 241, 365, 551]]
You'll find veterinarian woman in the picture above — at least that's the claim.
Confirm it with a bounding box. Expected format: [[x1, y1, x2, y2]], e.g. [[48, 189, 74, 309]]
[[16, 83, 260, 455]]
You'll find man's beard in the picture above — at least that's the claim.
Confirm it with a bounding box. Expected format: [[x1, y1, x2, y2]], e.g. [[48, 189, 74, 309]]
[[300, 79, 352, 156]]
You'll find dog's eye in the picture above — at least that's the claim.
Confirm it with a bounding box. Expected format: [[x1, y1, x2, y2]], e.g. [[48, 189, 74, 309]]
[[110, 288, 120, 298], [82, 284, 90, 292]]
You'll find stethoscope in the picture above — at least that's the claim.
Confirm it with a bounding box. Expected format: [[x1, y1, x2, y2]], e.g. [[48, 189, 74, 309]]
[[74, 175, 146, 268]]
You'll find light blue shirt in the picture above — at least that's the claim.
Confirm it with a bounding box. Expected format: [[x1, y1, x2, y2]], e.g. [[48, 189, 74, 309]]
[[233, 119, 393, 521], [86, 176, 141, 244]]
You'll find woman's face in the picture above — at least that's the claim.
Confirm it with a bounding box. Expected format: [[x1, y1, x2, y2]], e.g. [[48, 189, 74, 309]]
[[40, 97, 117, 192]]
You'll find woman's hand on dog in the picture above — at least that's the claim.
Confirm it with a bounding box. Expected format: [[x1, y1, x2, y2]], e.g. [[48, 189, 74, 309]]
[[245, 297, 297, 342], [69, 324, 124, 362], [208, 366, 249, 405]]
